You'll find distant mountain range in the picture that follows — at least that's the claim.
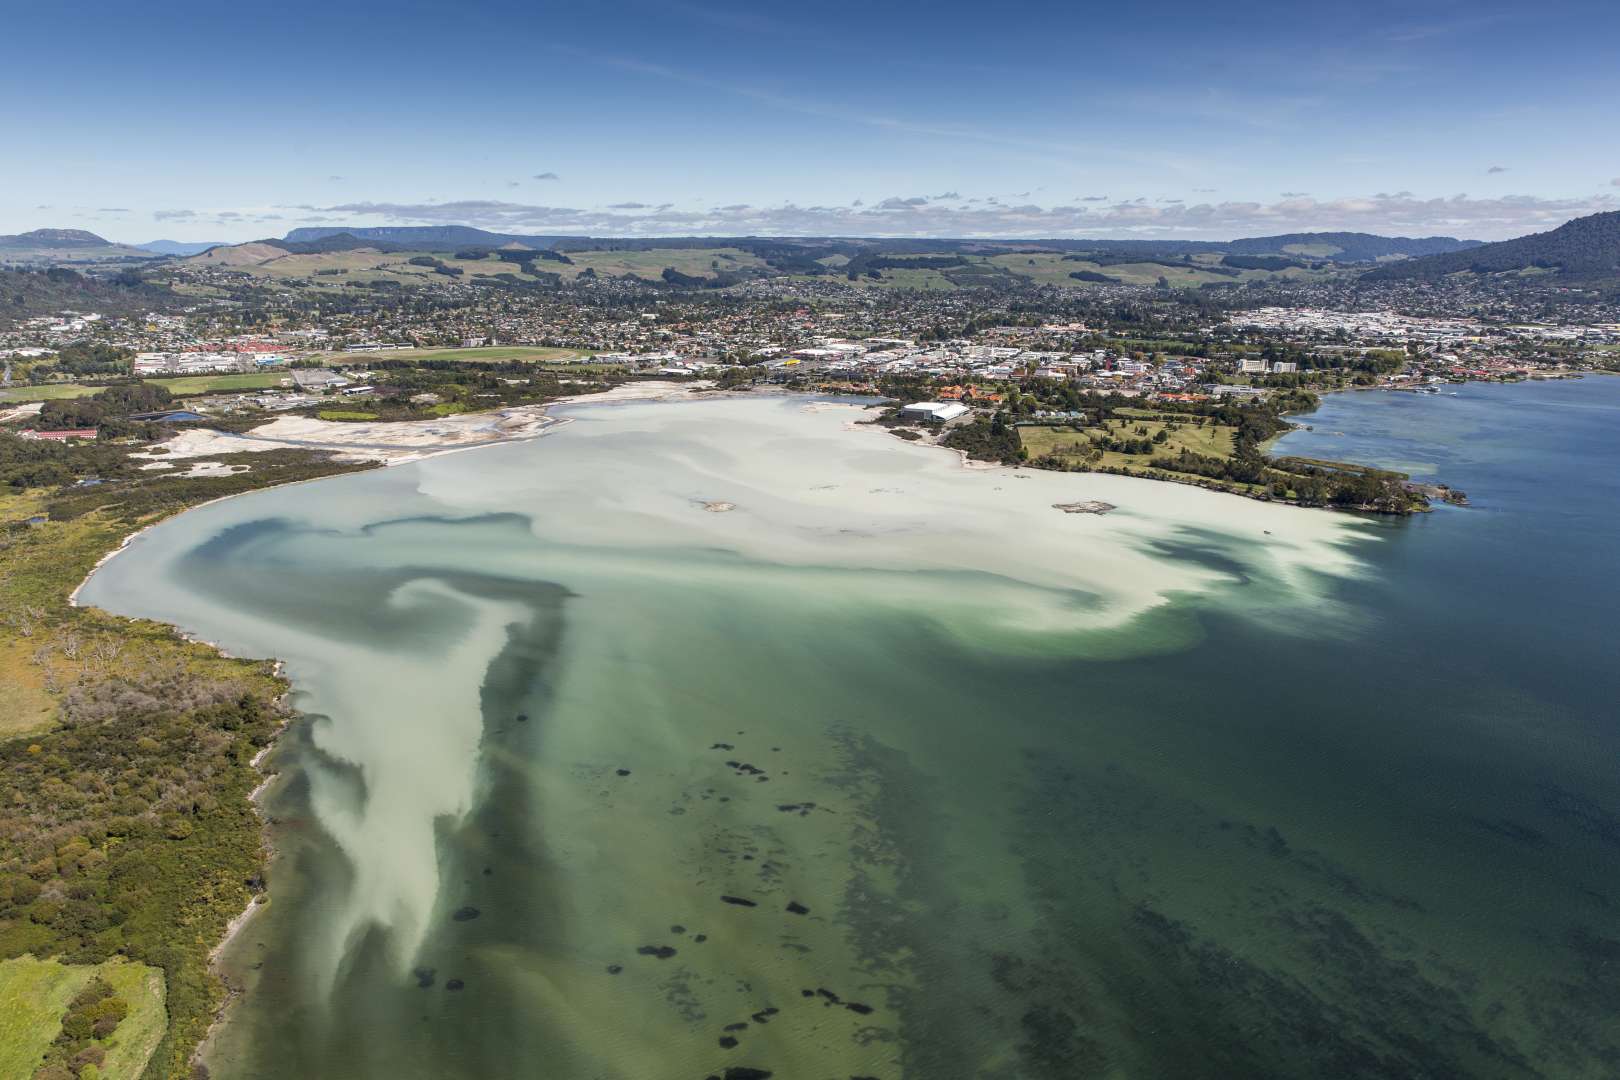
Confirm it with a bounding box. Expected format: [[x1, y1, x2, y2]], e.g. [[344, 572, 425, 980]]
[[137, 239, 227, 256], [1017, 232, 1483, 263], [1361, 211, 1620, 284], [274, 225, 1481, 262], [0, 224, 1492, 266], [283, 225, 585, 251]]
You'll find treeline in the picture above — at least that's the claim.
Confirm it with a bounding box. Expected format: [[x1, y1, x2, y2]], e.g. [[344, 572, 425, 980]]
[[32, 383, 176, 433], [405, 256, 466, 278], [941, 413, 1023, 465], [1221, 255, 1302, 271], [1097, 427, 1169, 455], [661, 267, 746, 290], [844, 254, 970, 280], [27, 343, 134, 379]]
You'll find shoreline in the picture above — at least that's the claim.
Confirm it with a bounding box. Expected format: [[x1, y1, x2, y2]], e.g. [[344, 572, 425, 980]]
[[61, 378, 1450, 1066], [67, 380, 716, 605], [60, 380, 719, 1067]]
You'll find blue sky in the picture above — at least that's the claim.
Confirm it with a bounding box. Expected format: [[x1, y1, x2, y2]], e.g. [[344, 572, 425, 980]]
[[4, 0, 1618, 241]]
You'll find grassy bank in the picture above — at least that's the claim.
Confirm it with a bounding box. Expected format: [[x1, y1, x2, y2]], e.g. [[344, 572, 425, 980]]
[[1, 372, 287, 405], [0, 955, 166, 1079]]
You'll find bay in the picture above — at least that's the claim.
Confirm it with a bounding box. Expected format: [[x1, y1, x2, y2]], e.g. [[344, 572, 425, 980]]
[[79, 384, 1620, 1078]]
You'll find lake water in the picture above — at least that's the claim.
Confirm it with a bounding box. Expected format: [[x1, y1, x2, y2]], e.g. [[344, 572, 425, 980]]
[[80, 385, 1620, 1079]]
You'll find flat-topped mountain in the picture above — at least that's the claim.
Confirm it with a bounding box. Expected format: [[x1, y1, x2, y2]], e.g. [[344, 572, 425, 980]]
[[0, 228, 114, 247], [0, 228, 155, 263]]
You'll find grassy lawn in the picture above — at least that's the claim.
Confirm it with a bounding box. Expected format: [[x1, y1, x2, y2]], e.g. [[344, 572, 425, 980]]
[[857, 267, 959, 291], [1, 373, 286, 403], [0, 956, 165, 1080], [0, 383, 99, 402], [0, 956, 95, 1078], [560, 247, 767, 281], [1020, 416, 1240, 473], [96, 960, 168, 1080], [985, 252, 1102, 287], [147, 372, 288, 395]]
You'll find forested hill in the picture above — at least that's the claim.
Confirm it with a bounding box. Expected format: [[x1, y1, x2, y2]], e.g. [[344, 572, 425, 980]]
[[1361, 211, 1620, 283], [0, 266, 184, 323]]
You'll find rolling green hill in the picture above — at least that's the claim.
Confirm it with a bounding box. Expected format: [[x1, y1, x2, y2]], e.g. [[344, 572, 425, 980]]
[[166, 225, 1500, 295]]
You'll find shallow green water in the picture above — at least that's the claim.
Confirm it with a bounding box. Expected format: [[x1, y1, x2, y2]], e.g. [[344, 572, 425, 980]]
[[80, 389, 1620, 1078]]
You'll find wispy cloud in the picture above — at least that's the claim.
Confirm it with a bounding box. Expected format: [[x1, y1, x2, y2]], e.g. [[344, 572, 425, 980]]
[[305, 191, 1617, 241], [1384, 10, 1525, 44], [545, 45, 1191, 175]]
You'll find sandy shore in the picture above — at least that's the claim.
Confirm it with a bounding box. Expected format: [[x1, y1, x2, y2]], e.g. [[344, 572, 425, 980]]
[[133, 380, 713, 466], [70, 381, 716, 606]]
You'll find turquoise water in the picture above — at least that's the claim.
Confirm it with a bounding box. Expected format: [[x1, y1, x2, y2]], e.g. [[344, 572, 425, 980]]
[[80, 387, 1620, 1078]]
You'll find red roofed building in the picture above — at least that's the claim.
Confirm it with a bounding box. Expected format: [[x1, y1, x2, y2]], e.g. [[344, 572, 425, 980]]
[[21, 429, 100, 441]]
